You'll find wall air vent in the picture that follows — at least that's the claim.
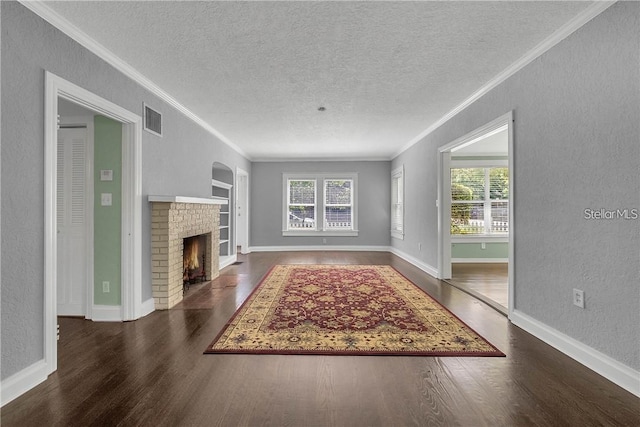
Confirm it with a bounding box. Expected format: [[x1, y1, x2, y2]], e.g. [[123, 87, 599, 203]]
[[143, 103, 162, 137]]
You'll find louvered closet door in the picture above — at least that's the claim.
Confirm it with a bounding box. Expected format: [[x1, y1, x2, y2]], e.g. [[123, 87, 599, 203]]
[[57, 127, 88, 316]]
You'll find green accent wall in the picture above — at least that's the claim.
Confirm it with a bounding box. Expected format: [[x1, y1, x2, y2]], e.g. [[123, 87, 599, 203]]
[[452, 242, 508, 259], [94, 116, 122, 305]]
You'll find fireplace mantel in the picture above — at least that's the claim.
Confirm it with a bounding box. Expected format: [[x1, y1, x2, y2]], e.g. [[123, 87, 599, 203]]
[[148, 195, 228, 205]]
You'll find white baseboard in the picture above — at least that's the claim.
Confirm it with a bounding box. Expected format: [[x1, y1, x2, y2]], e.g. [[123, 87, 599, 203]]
[[452, 258, 508, 263], [250, 245, 390, 252], [388, 247, 439, 278], [139, 298, 155, 318], [91, 305, 123, 322], [510, 310, 640, 398], [1, 360, 49, 407], [57, 304, 85, 316]]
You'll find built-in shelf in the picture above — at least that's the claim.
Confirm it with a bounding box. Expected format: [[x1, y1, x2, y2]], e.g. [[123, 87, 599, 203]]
[[211, 179, 233, 190], [212, 176, 232, 262]]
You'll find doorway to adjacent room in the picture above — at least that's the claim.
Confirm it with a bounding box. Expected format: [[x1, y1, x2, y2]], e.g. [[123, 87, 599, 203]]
[[437, 112, 514, 316]]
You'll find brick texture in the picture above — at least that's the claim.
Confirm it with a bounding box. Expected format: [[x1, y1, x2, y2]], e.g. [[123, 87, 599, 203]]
[[150, 202, 220, 309]]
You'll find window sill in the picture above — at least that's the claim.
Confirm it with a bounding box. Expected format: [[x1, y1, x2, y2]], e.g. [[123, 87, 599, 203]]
[[283, 230, 359, 237], [451, 235, 508, 243], [391, 231, 404, 240]]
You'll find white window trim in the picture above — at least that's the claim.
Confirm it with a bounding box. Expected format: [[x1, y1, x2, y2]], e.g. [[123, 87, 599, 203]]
[[324, 178, 354, 231], [282, 172, 358, 237], [391, 165, 404, 240], [451, 236, 508, 243], [450, 159, 508, 168], [450, 159, 509, 238], [285, 177, 318, 232]]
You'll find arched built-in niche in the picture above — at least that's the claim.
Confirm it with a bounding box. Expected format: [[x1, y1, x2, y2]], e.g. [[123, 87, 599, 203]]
[[212, 162, 234, 267]]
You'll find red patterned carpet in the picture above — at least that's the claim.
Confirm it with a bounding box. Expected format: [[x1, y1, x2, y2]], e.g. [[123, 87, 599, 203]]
[[205, 265, 504, 356]]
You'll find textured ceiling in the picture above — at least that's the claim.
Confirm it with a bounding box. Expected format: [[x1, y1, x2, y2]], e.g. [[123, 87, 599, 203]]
[[45, 1, 594, 160]]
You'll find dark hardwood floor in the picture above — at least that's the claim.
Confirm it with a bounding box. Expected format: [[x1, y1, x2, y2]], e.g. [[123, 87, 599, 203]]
[[2, 252, 638, 426], [446, 263, 509, 315]]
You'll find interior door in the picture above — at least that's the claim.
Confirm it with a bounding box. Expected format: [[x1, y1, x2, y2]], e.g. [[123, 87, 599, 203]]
[[236, 172, 249, 253], [57, 127, 88, 316]]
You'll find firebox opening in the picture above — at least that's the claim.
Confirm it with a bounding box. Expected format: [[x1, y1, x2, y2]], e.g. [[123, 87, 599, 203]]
[[183, 234, 207, 291]]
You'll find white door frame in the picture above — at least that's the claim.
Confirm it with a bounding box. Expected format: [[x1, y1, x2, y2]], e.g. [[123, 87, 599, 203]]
[[437, 111, 515, 317], [235, 167, 250, 254], [44, 71, 143, 375]]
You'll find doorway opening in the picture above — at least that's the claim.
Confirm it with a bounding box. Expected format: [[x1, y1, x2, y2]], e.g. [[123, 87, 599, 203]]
[[437, 112, 514, 317], [44, 72, 143, 376], [236, 168, 249, 254]]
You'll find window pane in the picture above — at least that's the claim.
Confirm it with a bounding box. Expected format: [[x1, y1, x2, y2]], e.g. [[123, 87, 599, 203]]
[[491, 201, 509, 233], [451, 202, 484, 234], [392, 204, 403, 231], [325, 206, 351, 228], [325, 180, 352, 205], [289, 206, 315, 229], [451, 168, 484, 201], [489, 168, 509, 200], [289, 180, 315, 204]]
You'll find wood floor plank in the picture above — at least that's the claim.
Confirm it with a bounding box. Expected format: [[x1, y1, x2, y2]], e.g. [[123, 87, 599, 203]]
[[1, 251, 638, 426]]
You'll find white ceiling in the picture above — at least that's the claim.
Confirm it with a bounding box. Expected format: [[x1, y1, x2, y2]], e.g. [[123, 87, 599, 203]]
[[454, 128, 508, 156], [44, 1, 595, 161]]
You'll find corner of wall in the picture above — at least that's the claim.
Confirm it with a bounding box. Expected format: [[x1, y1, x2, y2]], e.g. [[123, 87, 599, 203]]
[[1, 360, 49, 408], [510, 309, 640, 398]]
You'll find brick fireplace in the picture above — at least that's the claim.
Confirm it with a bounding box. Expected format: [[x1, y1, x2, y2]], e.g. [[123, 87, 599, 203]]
[[149, 196, 227, 309]]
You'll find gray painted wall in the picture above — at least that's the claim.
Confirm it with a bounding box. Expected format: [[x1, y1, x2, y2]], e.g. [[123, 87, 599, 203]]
[[251, 161, 391, 248], [392, 2, 639, 369], [1, 2, 251, 379], [2, 0, 638, 391]]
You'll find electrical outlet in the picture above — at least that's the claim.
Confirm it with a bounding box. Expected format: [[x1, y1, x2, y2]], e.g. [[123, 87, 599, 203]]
[[481, 242, 486, 250], [101, 193, 112, 206], [322, 238, 327, 244], [102, 281, 110, 293], [418, 243, 422, 251], [573, 288, 584, 308]]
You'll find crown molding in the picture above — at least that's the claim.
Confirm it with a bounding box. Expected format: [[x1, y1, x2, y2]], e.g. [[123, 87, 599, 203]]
[[393, 1, 617, 159], [19, 0, 616, 163], [251, 155, 389, 163], [19, 0, 250, 160]]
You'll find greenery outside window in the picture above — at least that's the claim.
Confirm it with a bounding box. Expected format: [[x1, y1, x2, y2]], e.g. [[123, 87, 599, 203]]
[[451, 166, 508, 236]]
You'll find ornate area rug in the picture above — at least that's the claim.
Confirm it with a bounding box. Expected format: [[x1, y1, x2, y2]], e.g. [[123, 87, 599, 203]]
[[205, 265, 504, 356]]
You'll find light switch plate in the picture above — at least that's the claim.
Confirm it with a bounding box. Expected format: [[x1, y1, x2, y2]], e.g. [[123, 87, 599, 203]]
[[100, 169, 113, 181]]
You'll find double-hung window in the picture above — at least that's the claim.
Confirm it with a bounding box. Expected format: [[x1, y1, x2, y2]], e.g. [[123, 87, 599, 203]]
[[287, 179, 316, 230], [283, 173, 358, 236], [450, 161, 509, 236], [391, 165, 404, 239], [324, 179, 353, 230]]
